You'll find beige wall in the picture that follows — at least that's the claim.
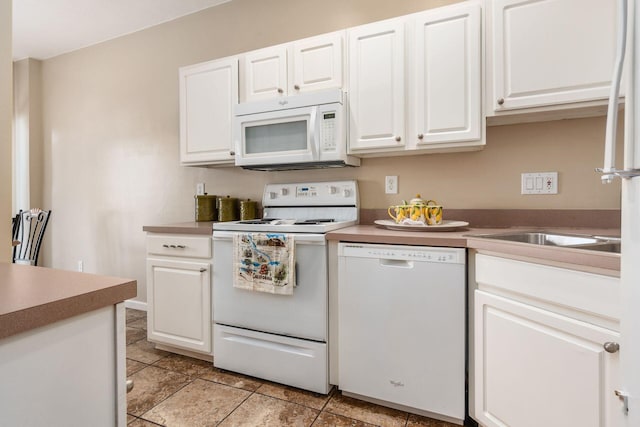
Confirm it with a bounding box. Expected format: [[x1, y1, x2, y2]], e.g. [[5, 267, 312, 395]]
[[13, 59, 43, 212], [38, 0, 621, 304], [0, 0, 11, 262]]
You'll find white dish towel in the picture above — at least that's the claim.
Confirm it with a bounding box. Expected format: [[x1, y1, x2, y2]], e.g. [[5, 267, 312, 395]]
[[233, 233, 295, 295]]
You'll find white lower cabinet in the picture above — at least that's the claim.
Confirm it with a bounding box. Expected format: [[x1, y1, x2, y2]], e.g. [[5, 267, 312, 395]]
[[473, 254, 623, 427], [146, 234, 212, 355]]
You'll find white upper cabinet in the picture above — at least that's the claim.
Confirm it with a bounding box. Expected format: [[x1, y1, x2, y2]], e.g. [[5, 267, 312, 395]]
[[291, 32, 344, 94], [179, 57, 238, 165], [409, 2, 483, 150], [348, 18, 406, 152], [241, 45, 288, 102], [489, 0, 618, 113], [241, 31, 344, 102]]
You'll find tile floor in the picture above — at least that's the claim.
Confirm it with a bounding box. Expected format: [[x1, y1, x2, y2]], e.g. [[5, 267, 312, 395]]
[[126, 309, 460, 427]]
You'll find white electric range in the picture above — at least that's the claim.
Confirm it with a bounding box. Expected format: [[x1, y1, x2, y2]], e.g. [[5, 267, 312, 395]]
[[212, 180, 358, 394]]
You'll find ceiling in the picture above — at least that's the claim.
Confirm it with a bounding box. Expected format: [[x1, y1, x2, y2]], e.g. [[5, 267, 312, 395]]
[[12, 0, 232, 60]]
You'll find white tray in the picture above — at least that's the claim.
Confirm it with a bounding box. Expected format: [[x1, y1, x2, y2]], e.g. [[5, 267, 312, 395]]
[[374, 219, 469, 232]]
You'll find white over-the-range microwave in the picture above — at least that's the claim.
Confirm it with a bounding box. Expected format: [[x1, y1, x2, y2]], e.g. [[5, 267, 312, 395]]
[[233, 89, 360, 171]]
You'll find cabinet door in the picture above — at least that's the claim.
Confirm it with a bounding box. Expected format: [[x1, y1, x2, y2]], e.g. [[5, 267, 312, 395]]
[[490, 0, 617, 111], [242, 45, 288, 102], [290, 32, 343, 94], [474, 290, 623, 427], [410, 3, 482, 148], [348, 18, 405, 152], [179, 57, 238, 165], [147, 258, 211, 354]]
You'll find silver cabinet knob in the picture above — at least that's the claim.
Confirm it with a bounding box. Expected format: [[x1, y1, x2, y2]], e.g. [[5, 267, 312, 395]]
[[294, 84, 300, 90], [229, 150, 235, 156], [395, 136, 401, 142], [417, 134, 424, 140], [604, 342, 620, 353], [126, 379, 134, 393], [497, 97, 505, 106], [277, 88, 284, 94]]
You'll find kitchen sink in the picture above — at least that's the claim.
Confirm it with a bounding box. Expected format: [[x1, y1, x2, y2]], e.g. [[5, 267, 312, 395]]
[[472, 231, 621, 253], [573, 240, 621, 253], [475, 231, 606, 246]]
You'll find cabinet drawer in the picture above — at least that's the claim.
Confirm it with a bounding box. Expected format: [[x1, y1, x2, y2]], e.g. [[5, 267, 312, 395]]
[[147, 234, 212, 259]]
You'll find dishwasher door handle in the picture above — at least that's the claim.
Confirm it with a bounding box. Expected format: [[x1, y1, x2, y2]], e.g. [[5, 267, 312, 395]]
[[379, 258, 414, 268]]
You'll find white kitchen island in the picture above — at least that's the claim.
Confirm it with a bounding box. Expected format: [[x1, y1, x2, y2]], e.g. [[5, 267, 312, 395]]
[[0, 262, 136, 426]]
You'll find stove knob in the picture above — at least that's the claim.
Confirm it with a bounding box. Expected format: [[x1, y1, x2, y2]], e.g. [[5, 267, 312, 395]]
[[343, 189, 351, 197], [328, 186, 337, 194], [281, 188, 289, 196], [269, 191, 277, 199]]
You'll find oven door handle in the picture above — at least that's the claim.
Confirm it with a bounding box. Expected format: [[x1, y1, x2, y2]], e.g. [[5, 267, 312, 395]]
[[213, 230, 326, 245]]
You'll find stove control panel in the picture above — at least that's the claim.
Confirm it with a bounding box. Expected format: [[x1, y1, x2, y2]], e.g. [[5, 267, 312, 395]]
[[263, 180, 358, 207]]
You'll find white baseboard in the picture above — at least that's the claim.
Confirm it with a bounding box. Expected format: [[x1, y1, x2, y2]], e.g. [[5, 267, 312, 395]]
[[125, 299, 147, 311]]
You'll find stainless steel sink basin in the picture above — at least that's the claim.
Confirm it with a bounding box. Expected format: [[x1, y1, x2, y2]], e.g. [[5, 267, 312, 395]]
[[472, 231, 621, 253], [476, 231, 607, 246], [574, 240, 621, 253]]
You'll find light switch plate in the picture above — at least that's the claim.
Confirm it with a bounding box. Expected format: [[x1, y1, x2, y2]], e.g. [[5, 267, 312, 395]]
[[521, 172, 558, 194], [196, 183, 205, 195]]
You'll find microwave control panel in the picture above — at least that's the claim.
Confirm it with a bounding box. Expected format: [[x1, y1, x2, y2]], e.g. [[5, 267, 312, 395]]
[[321, 112, 337, 152]]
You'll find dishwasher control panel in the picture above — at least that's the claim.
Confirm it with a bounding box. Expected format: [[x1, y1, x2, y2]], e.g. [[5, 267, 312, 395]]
[[338, 243, 465, 264]]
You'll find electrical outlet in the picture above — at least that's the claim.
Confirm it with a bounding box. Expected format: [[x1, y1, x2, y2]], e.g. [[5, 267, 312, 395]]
[[77, 260, 83, 272], [196, 183, 205, 195], [521, 172, 558, 194], [385, 176, 398, 194]]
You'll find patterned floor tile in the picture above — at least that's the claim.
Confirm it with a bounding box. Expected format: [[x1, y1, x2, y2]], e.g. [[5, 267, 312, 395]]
[[128, 318, 147, 330], [141, 378, 250, 426], [126, 309, 147, 324], [128, 417, 164, 426], [312, 411, 376, 426], [127, 365, 191, 416], [199, 366, 264, 392], [126, 339, 170, 364], [407, 414, 460, 427], [127, 358, 148, 376], [153, 353, 212, 379], [324, 392, 408, 427], [256, 382, 332, 410], [218, 393, 319, 427], [127, 326, 147, 345]]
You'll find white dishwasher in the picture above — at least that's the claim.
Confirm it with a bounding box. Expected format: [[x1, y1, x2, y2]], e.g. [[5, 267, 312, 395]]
[[337, 242, 466, 424]]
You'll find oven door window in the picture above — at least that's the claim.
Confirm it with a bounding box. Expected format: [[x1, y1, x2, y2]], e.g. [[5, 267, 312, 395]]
[[244, 116, 309, 155]]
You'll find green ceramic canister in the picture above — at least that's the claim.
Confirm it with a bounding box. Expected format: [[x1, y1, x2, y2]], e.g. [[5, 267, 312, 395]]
[[218, 196, 239, 222], [240, 199, 258, 221], [195, 194, 216, 222]]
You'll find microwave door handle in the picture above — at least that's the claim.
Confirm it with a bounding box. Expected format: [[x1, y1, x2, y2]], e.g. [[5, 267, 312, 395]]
[[599, 0, 628, 183], [309, 106, 318, 158]]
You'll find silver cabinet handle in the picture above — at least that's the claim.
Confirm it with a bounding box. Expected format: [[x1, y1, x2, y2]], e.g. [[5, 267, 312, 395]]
[[417, 134, 424, 139], [277, 88, 284, 94], [604, 342, 620, 353], [162, 244, 186, 249], [294, 84, 300, 90], [199, 268, 207, 272], [395, 136, 401, 142], [497, 97, 505, 106], [230, 150, 235, 156]]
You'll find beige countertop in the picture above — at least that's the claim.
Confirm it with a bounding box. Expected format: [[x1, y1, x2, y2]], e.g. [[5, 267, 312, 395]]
[[143, 221, 214, 235], [327, 225, 621, 273], [0, 263, 137, 340], [143, 221, 620, 273]]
